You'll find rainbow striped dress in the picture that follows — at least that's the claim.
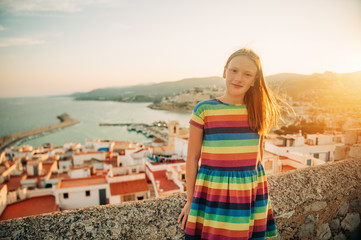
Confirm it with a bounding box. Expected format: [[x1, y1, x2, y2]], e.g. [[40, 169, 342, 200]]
[[185, 99, 278, 240]]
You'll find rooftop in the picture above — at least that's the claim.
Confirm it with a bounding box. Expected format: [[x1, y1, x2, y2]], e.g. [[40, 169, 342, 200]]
[[58, 176, 107, 189], [73, 151, 105, 155], [0, 195, 57, 221], [153, 170, 179, 192], [3, 173, 26, 191], [109, 179, 149, 196]]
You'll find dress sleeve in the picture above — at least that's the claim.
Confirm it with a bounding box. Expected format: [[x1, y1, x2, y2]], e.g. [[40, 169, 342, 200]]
[[189, 102, 205, 129]]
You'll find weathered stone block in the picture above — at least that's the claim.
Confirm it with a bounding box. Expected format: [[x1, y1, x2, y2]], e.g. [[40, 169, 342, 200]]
[[275, 210, 294, 219], [316, 223, 331, 240], [299, 214, 316, 238], [351, 198, 361, 209], [338, 201, 349, 216], [341, 212, 360, 232], [304, 201, 327, 213], [329, 218, 340, 231], [334, 232, 347, 240]]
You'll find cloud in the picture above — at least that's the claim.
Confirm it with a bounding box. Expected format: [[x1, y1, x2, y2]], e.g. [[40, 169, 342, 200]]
[[0, 37, 46, 47], [0, 25, 5, 31], [0, 0, 122, 13]]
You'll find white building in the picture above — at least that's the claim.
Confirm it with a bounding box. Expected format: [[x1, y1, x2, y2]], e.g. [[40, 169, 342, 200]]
[[145, 159, 184, 197], [54, 176, 110, 210], [58, 158, 72, 173], [83, 139, 114, 152], [0, 184, 7, 216], [68, 165, 91, 179], [72, 152, 106, 166], [108, 173, 150, 204], [174, 137, 188, 158], [26, 160, 44, 177]]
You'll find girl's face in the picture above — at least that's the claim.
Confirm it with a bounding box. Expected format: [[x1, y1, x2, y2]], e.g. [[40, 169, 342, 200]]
[[223, 55, 258, 99]]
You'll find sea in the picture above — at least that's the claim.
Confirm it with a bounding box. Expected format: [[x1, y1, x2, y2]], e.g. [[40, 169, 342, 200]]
[[0, 96, 191, 148]]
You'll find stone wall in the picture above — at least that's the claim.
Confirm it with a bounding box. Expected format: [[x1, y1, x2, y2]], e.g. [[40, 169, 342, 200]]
[[1, 158, 360, 240]]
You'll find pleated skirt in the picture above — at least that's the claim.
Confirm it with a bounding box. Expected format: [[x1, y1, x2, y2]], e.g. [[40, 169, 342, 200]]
[[185, 162, 278, 240]]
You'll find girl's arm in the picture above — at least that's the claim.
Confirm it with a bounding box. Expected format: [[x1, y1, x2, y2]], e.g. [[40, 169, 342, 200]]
[[259, 134, 264, 164], [185, 124, 203, 202], [178, 124, 203, 229]]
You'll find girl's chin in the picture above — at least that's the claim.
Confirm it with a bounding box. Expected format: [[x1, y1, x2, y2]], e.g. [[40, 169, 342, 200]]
[[228, 89, 247, 96]]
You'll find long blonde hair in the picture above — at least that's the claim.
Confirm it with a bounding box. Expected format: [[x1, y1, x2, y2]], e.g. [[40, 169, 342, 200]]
[[225, 48, 289, 136]]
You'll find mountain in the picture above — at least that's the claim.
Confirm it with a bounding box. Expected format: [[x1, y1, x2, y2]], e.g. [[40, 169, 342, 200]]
[[72, 71, 361, 103], [265, 71, 361, 98], [73, 76, 225, 102]]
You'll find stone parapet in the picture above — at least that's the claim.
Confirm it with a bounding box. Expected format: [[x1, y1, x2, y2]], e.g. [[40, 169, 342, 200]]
[[1, 158, 360, 239]]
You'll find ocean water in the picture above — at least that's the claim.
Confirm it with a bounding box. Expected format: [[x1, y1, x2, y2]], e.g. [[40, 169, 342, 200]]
[[0, 97, 191, 148]]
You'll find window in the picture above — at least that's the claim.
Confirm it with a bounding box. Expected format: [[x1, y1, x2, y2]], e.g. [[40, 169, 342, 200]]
[[63, 193, 69, 199], [137, 196, 144, 201], [132, 168, 137, 173], [314, 153, 319, 159], [86, 190, 91, 197]]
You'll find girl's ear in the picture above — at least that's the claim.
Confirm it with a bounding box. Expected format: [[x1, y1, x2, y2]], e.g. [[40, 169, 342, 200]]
[[223, 67, 226, 79]]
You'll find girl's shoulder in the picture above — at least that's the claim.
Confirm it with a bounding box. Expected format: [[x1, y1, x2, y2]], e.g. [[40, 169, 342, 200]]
[[193, 99, 219, 112]]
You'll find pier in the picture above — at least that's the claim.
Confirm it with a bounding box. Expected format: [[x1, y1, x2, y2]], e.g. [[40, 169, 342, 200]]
[[0, 113, 80, 151], [99, 122, 168, 143]]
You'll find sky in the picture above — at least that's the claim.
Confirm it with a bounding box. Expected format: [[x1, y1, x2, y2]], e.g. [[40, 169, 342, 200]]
[[0, 0, 360, 98]]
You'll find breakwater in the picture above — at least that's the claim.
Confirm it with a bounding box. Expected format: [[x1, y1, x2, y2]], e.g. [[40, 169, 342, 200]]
[[0, 113, 79, 151]]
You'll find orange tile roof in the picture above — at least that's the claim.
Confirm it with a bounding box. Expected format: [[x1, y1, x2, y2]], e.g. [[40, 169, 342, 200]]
[[73, 151, 105, 155], [133, 149, 145, 154], [27, 160, 39, 166], [50, 172, 70, 180], [69, 165, 91, 170], [142, 171, 152, 184], [0, 195, 58, 221], [153, 138, 165, 143], [4, 173, 26, 191], [281, 165, 297, 172], [109, 179, 149, 196], [153, 170, 180, 192], [42, 161, 55, 173], [58, 176, 107, 189]]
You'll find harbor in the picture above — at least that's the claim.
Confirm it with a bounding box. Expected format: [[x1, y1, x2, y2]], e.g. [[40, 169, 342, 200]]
[[99, 121, 168, 142], [0, 113, 80, 151]]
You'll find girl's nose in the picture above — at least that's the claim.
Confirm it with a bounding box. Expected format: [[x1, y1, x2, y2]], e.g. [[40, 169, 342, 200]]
[[234, 74, 243, 82]]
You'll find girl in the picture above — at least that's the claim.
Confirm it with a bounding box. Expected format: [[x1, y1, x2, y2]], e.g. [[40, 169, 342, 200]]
[[178, 48, 283, 239]]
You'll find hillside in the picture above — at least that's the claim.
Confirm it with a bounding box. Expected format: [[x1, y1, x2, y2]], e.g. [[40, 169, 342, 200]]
[[73, 76, 224, 102], [72, 71, 361, 104]]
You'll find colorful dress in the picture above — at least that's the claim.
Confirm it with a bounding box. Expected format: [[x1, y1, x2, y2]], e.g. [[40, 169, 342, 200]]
[[185, 98, 278, 240]]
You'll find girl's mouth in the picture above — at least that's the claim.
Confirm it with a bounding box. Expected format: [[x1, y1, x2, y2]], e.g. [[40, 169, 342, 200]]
[[231, 83, 243, 88]]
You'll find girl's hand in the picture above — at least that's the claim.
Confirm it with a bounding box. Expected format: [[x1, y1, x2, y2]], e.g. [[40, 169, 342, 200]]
[[177, 201, 192, 230]]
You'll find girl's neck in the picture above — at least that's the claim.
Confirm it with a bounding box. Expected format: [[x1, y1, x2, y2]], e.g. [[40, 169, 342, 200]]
[[218, 94, 245, 105]]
